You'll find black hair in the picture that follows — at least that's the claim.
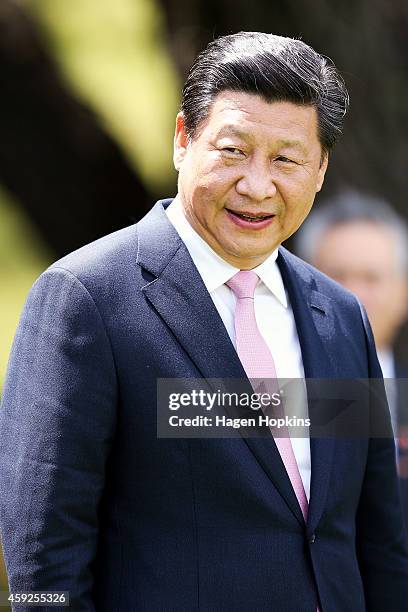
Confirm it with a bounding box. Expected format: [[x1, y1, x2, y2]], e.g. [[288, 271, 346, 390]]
[[181, 32, 349, 153]]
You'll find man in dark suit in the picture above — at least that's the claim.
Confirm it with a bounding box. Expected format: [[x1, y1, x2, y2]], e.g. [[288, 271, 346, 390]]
[[1, 32, 408, 612]]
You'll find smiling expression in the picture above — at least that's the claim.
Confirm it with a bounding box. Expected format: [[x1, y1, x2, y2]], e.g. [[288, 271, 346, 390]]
[[174, 91, 328, 269]]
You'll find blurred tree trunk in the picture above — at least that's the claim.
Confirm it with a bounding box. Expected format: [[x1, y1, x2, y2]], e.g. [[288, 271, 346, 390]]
[[0, 0, 152, 258]]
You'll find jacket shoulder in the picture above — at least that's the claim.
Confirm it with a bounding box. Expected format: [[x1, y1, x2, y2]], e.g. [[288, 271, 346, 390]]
[[47, 224, 138, 281]]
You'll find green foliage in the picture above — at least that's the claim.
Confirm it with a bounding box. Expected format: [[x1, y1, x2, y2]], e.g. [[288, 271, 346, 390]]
[[0, 188, 51, 388], [26, 0, 180, 191]]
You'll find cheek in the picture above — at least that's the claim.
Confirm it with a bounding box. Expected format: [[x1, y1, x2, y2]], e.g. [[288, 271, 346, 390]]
[[284, 200, 314, 229], [281, 174, 318, 210], [366, 287, 394, 320], [191, 186, 221, 219], [194, 177, 236, 212], [385, 283, 408, 319]]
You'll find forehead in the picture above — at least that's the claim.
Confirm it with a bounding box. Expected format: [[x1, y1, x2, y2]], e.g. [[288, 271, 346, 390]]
[[319, 221, 399, 270], [197, 90, 320, 149]]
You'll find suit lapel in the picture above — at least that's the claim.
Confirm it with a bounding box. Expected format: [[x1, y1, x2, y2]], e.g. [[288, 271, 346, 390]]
[[137, 200, 246, 381], [278, 248, 336, 532], [137, 202, 306, 526], [137, 203, 335, 529]]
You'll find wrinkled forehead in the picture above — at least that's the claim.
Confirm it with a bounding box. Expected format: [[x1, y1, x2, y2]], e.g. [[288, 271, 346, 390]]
[[192, 90, 321, 149], [319, 220, 405, 275]]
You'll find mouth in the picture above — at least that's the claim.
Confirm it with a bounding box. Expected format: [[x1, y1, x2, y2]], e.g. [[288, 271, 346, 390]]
[[226, 209, 275, 222], [225, 209, 276, 228]]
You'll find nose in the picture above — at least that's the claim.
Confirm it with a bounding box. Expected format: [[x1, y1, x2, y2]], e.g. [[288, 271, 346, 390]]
[[235, 156, 277, 202]]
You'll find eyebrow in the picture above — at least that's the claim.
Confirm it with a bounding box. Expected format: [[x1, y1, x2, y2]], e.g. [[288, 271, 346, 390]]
[[215, 126, 308, 154], [215, 126, 250, 140], [277, 139, 308, 155]]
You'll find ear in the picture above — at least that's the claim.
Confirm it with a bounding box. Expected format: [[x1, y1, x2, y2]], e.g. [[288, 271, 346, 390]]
[[173, 112, 189, 171], [316, 152, 329, 193]]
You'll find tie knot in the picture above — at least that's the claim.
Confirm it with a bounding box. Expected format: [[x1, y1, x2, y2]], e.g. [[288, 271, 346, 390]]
[[226, 270, 259, 299]]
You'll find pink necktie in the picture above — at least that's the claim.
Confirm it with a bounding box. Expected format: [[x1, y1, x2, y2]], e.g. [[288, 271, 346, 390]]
[[227, 270, 308, 521]]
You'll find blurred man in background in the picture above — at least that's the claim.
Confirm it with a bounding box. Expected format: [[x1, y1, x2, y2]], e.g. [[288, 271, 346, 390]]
[[297, 188, 408, 517]]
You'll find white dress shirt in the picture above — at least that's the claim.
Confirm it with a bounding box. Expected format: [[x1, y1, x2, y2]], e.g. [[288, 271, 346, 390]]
[[378, 349, 398, 436], [166, 196, 311, 500]]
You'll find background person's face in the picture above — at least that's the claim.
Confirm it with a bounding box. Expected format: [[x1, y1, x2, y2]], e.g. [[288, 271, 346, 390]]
[[313, 221, 408, 350], [174, 91, 328, 269]]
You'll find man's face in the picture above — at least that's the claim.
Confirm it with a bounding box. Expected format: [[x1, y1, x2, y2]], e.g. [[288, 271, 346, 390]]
[[313, 221, 408, 350], [174, 91, 328, 269]]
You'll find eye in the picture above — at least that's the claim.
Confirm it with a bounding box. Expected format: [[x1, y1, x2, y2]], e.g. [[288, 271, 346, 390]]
[[222, 147, 245, 156], [275, 155, 295, 164]]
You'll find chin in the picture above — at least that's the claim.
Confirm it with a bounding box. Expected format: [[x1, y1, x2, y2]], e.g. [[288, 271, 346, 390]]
[[226, 249, 269, 265]]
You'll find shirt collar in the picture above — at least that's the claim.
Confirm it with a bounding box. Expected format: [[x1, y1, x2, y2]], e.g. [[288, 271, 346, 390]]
[[166, 196, 288, 307], [254, 253, 288, 308], [377, 348, 395, 379]]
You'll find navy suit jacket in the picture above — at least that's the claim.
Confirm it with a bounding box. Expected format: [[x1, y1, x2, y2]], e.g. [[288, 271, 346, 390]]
[[1, 199, 408, 611], [394, 362, 408, 532]]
